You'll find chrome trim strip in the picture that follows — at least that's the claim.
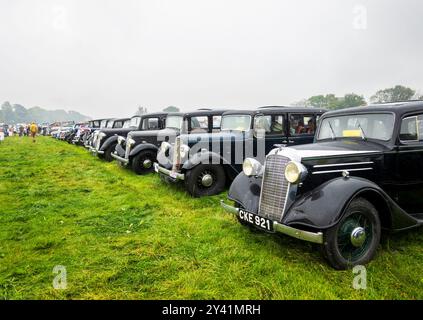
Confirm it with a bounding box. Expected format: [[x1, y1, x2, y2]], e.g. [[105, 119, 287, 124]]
[[313, 161, 374, 168], [220, 201, 323, 244], [312, 167, 373, 175]]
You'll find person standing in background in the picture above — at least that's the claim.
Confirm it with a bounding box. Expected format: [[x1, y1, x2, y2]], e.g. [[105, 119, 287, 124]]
[[30, 122, 38, 143]]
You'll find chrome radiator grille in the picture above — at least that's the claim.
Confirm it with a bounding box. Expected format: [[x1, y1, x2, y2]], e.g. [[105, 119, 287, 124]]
[[125, 140, 131, 159], [172, 137, 181, 171], [258, 154, 290, 222]]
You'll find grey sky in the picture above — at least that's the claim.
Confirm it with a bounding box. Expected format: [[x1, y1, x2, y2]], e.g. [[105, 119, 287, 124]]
[[1, 0, 422, 118]]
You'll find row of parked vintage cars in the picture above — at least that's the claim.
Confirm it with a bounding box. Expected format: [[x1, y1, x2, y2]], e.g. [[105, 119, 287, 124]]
[[58, 102, 423, 269]]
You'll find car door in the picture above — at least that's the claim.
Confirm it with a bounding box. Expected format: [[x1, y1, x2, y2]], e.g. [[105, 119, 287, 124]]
[[288, 113, 317, 145], [254, 113, 288, 154], [396, 114, 423, 214]]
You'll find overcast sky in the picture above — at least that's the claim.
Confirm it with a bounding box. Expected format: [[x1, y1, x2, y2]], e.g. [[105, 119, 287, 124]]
[[1, 0, 422, 118]]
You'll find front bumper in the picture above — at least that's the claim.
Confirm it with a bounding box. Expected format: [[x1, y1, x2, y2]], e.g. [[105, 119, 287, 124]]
[[220, 201, 323, 244], [153, 163, 185, 181], [111, 151, 129, 165], [89, 146, 104, 156]]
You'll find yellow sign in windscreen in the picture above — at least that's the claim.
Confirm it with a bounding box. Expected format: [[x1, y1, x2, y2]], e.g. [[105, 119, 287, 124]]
[[342, 130, 361, 137]]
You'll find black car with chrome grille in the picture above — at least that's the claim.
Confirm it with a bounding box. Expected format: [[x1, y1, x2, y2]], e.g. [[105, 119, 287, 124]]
[[112, 112, 168, 174], [88, 117, 144, 161], [155, 106, 325, 197], [83, 118, 114, 149], [222, 101, 423, 269], [113, 110, 226, 174]]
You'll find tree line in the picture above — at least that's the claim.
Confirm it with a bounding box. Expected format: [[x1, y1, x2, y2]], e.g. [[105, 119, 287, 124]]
[[296, 85, 423, 110], [0, 102, 91, 124]]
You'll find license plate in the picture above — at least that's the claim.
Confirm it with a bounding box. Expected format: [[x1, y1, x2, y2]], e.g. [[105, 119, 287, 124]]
[[238, 209, 273, 232], [170, 171, 179, 179]]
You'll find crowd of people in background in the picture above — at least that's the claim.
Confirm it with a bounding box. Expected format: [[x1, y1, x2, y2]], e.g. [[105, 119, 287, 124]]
[[0, 122, 44, 143]]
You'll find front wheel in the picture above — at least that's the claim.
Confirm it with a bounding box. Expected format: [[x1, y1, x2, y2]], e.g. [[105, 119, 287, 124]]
[[131, 150, 156, 175], [322, 197, 381, 270], [184, 164, 226, 197], [103, 143, 117, 162]]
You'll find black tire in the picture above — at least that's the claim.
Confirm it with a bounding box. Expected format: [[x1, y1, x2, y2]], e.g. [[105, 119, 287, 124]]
[[131, 150, 156, 175], [103, 143, 117, 162], [184, 164, 226, 197], [322, 197, 381, 270]]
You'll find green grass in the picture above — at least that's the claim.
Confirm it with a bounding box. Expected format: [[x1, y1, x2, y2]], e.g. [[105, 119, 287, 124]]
[[0, 136, 422, 300]]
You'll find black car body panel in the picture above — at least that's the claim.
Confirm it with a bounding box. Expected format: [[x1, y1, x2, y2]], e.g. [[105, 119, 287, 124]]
[[115, 110, 227, 168], [157, 106, 326, 196], [227, 101, 423, 233]]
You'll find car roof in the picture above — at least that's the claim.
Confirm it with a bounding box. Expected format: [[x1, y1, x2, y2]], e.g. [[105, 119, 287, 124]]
[[323, 100, 423, 117], [223, 106, 326, 116]]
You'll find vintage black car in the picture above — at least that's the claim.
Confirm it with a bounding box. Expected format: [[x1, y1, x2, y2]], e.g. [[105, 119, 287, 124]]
[[221, 101, 423, 269], [155, 107, 326, 197], [88, 117, 136, 161], [84, 118, 119, 150], [113, 110, 226, 174]]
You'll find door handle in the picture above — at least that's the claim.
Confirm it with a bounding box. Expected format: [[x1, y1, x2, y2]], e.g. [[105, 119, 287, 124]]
[[288, 140, 294, 144], [282, 140, 288, 144]]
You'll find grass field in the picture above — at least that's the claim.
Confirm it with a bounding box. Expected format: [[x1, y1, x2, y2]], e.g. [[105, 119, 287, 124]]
[[0, 136, 422, 300]]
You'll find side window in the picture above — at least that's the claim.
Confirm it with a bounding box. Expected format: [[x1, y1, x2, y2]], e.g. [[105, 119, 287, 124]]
[[400, 116, 419, 142], [254, 115, 285, 135], [190, 116, 209, 133], [114, 121, 123, 128], [289, 114, 316, 135], [142, 118, 159, 130], [254, 115, 271, 133], [212, 116, 222, 132]]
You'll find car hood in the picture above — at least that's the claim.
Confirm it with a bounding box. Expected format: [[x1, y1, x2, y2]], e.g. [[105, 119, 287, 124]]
[[282, 139, 388, 160]]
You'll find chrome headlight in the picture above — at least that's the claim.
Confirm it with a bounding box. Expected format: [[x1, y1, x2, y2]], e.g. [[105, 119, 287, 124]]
[[161, 141, 171, 153], [127, 138, 136, 146], [285, 161, 307, 184], [179, 145, 190, 158], [243, 158, 263, 177], [98, 132, 106, 140], [117, 136, 125, 145]]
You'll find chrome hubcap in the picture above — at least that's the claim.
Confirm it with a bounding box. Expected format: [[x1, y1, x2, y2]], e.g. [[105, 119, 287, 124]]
[[350, 227, 366, 247], [201, 174, 214, 187], [143, 159, 152, 169]]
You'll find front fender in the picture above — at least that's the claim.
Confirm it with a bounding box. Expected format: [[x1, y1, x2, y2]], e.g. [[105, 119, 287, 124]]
[[129, 143, 158, 157], [282, 176, 418, 230], [182, 151, 228, 170], [100, 136, 118, 151], [227, 172, 262, 213]]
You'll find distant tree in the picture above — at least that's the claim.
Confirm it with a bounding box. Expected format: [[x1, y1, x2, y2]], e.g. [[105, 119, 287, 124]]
[[339, 93, 367, 109], [370, 85, 416, 103], [290, 99, 312, 107], [13, 104, 28, 123], [135, 106, 148, 116], [306, 93, 366, 110], [163, 106, 180, 113], [1, 102, 14, 123]]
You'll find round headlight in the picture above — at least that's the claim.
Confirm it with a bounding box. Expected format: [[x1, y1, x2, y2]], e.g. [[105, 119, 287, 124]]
[[285, 161, 306, 184], [243, 158, 263, 177], [127, 138, 136, 146], [98, 132, 106, 139], [179, 145, 190, 158], [161, 142, 170, 153]]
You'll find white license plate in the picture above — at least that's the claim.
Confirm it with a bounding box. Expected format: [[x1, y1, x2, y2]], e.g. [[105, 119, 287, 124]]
[[238, 209, 273, 232]]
